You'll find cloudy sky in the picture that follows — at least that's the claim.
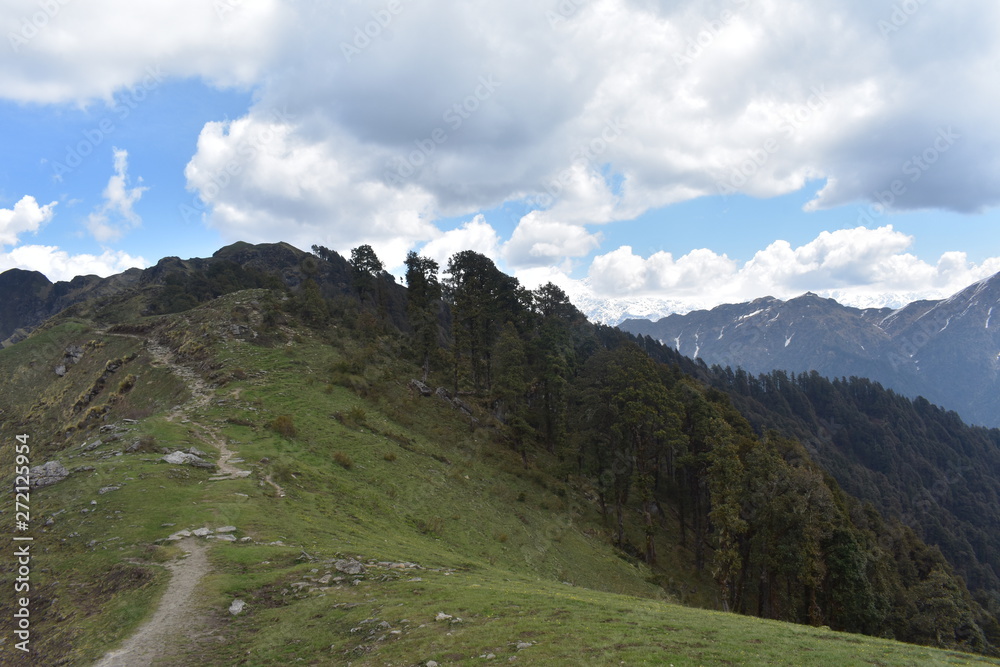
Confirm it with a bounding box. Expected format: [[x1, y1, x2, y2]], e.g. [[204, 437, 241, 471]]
[[2, 0, 999, 320]]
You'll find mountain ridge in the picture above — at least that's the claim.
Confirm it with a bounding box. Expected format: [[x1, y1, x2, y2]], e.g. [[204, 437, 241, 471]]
[[620, 271, 1000, 427]]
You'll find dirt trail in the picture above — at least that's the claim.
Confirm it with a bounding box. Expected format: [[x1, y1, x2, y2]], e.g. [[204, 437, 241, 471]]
[[139, 337, 285, 496], [93, 540, 209, 667]]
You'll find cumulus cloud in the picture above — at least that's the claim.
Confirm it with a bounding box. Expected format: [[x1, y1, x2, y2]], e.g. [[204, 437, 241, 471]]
[[586, 226, 1000, 308], [86, 148, 147, 242], [183, 111, 439, 269], [5, 0, 1000, 277], [418, 215, 501, 269], [0, 195, 57, 245], [1, 0, 290, 103], [502, 213, 602, 268], [0, 244, 147, 281]]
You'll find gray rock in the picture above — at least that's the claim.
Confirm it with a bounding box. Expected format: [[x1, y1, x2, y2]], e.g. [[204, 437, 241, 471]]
[[98, 486, 120, 495], [229, 599, 246, 615], [215, 534, 237, 542], [81, 440, 102, 452], [426, 661, 439, 667], [516, 642, 532, 650], [434, 387, 450, 400], [334, 559, 365, 575], [162, 451, 215, 469], [409, 379, 433, 396], [29, 461, 69, 489], [216, 525, 237, 533], [167, 530, 192, 540], [192, 527, 213, 537], [188, 447, 207, 457], [55, 364, 67, 377]]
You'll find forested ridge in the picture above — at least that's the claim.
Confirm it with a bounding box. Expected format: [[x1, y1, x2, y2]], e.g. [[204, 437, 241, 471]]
[[76, 241, 999, 654], [318, 245, 998, 653]]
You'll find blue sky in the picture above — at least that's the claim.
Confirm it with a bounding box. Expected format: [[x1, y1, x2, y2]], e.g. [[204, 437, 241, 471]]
[[2, 0, 999, 318]]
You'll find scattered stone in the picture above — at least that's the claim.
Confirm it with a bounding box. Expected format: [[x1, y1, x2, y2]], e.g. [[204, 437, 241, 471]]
[[434, 387, 450, 400], [162, 451, 215, 469], [515, 642, 532, 650], [229, 599, 246, 615], [409, 379, 433, 396], [426, 662, 439, 667], [167, 530, 192, 540], [435, 612, 453, 622], [72, 465, 96, 473], [55, 364, 67, 377], [90, 500, 97, 505], [44, 517, 55, 526], [162, 523, 176, 527], [28, 461, 69, 489], [121, 418, 139, 425], [334, 559, 365, 576], [188, 447, 207, 457], [192, 527, 213, 537], [239, 537, 253, 542], [216, 526, 237, 533], [215, 534, 237, 542], [81, 440, 102, 452], [318, 574, 332, 584], [98, 486, 120, 495]]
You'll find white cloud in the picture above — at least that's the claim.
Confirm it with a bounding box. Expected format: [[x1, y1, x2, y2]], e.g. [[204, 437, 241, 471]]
[[86, 148, 147, 242], [584, 226, 1000, 311], [0, 195, 57, 245], [4, 0, 1000, 275], [502, 213, 601, 268], [0, 0, 290, 103], [183, 111, 439, 270], [418, 215, 501, 269], [0, 244, 147, 281]]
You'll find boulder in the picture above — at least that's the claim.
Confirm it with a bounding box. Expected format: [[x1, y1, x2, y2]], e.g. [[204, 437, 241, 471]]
[[29, 461, 69, 489], [162, 451, 215, 469], [334, 559, 365, 576], [229, 599, 246, 615], [409, 379, 433, 396]]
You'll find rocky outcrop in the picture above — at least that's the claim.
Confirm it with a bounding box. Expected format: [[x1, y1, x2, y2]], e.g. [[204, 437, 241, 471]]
[[29, 461, 70, 489]]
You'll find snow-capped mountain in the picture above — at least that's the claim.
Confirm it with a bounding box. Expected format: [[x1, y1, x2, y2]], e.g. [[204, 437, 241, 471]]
[[619, 272, 1000, 428]]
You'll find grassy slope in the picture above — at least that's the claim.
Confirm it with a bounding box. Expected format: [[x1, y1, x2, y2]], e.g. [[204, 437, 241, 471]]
[[0, 291, 998, 665]]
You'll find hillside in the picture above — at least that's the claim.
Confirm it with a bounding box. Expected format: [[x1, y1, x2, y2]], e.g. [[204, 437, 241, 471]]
[[619, 273, 1000, 428], [1, 243, 998, 664]]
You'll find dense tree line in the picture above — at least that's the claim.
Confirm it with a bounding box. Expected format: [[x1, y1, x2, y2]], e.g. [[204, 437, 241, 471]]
[[398, 250, 997, 652], [704, 365, 1000, 621]]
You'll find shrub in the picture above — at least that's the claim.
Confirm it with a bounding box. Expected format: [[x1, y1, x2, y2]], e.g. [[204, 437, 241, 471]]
[[116, 374, 137, 394], [383, 451, 397, 462], [269, 415, 297, 438], [333, 451, 353, 469]]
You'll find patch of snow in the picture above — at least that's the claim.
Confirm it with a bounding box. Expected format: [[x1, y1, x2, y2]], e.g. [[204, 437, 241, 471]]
[[674, 336, 681, 351], [717, 327, 725, 340], [988, 307, 993, 330], [940, 317, 952, 333], [784, 335, 794, 348], [739, 309, 765, 320]]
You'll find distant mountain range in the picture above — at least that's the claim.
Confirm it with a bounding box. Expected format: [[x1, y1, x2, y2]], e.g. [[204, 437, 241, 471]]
[[620, 272, 1000, 428]]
